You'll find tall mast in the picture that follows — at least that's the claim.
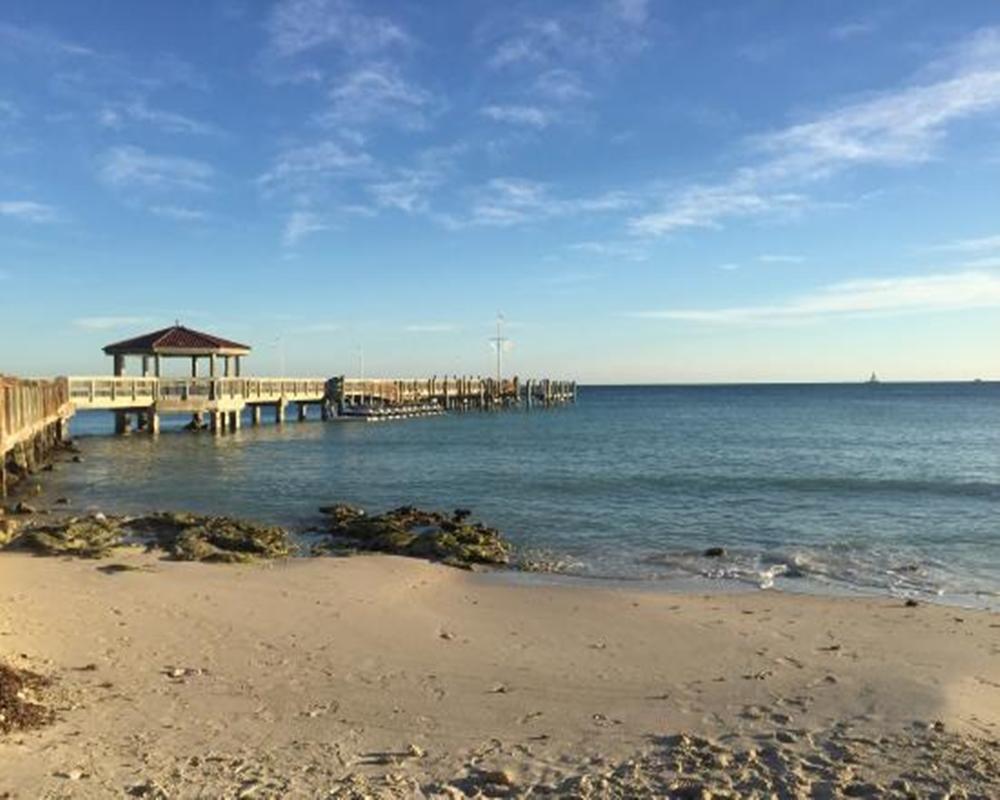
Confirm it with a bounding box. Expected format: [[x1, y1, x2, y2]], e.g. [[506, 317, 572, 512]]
[[490, 312, 508, 384]]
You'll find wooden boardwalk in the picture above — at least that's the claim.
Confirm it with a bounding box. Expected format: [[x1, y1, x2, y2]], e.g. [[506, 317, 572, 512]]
[[1, 372, 576, 494], [1, 376, 74, 496]]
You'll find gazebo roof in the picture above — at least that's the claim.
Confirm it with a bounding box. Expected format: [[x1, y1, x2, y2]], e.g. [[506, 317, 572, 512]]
[[103, 325, 251, 357]]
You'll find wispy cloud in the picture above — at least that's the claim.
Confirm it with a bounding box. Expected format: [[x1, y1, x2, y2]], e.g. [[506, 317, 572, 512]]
[[830, 20, 878, 41], [0, 200, 58, 223], [450, 178, 635, 228], [630, 186, 806, 236], [149, 205, 209, 222], [99, 146, 215, 191], [74, 316, 152, 330], [631, 26, 1000, 236], [283, 210, 329, 246], [481, 104, 554, 128], [569, 240, 648, 261], [266, 0, 410, 58], [257, 139, 374, 195], [97, 99, 221, 136], [0, 21, 93, 60], [632, 271, 1000, 323], [485, 1, 649, 70], [316, 64, 437, 130]]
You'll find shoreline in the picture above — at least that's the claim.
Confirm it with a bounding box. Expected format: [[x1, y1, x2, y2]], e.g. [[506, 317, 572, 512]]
[[1, 547, 998, 797]]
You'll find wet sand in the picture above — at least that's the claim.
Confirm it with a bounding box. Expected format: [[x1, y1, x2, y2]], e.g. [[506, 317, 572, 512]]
[[0, 550, 998, 798]]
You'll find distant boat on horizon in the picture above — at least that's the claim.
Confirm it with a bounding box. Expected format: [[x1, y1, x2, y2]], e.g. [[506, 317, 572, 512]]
[[867, 371, 880, 385]]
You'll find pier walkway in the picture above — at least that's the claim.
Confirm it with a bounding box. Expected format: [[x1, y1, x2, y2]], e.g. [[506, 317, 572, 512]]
[[1, 324, 576, 495]]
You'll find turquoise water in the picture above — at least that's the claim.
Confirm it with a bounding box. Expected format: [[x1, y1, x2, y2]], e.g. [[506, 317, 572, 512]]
[[46, 384, 1000, 608]]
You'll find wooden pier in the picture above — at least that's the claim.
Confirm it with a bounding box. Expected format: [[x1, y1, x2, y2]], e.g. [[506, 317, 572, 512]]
[[333, 376, 577, 412], [1, 324, 576, 494], [0, 376, 73, 496]]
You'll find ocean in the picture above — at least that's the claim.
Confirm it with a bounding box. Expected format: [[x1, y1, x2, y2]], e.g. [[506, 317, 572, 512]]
[[46, 383, 1000, 608]]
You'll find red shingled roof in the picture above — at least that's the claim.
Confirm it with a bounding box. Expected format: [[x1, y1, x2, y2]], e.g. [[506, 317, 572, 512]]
[[103, 325, 251, 355]]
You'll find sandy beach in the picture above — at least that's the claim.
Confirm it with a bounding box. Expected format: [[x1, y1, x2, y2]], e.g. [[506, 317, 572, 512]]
[[1, 549, 998, 798]]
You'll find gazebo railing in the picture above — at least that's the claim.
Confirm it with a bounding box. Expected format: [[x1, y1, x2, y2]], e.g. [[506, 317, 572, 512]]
[[67, 376, 328, 409]]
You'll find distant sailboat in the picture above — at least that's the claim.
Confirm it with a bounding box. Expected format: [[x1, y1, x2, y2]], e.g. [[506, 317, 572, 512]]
[[867, 371, 880, 384]]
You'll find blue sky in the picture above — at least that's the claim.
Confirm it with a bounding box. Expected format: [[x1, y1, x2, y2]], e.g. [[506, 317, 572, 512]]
[[2, 1, 1000, 382]]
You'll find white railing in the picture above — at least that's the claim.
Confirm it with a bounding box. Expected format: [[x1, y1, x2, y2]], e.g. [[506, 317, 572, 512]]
[[67, 376, 328, 409]]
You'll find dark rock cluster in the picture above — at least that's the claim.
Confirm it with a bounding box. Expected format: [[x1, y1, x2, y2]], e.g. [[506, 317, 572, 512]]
[[319, 504, 512, 569], [2, 512, 293, 563]]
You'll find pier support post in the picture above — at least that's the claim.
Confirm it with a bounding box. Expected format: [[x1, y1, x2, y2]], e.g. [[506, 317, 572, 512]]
[[251, 405, 261, 426], [275, 401, 286, 425], [298, 403, 307, 422], [229, 410, 241, 431], [149, 411, 160, 435], [114, 411, 130, 435], [211, 411, 223, 435]]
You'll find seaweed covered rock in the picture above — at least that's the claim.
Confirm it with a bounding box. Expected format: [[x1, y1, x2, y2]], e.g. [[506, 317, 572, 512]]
[[319, 505, 511, 568], [0, 663, 52, 735], [7, 515, 123, 558], [131, 512, 293, 563]]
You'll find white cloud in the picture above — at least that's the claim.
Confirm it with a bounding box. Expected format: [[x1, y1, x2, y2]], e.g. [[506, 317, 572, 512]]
[[283, 210, 329, 246], [631, 26, 1000, 236], [0, 21, 93, 60], [486, 2, 648, 70], [633, 271, 1000, 323], [569, 240, 648, 261], [630, 185, 806, 236], [457, 178, 635, 228], [99, 146, 214, 191], [149, 205, 209, 222], [267, 0, 410, 58], [481, 104, 553, 128], [317, 64, 436, 129], [831, 20, 877, 41], [0, 200, 58, 223], [257, 139, 374, 194], [368, 171, 437, 214], [74, 316, 152, 330], [533, 68, 590, 101], [97, 100, 221, 136]]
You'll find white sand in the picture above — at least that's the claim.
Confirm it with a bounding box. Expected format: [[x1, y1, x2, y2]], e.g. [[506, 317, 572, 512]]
[[1, 550, 998, 797]]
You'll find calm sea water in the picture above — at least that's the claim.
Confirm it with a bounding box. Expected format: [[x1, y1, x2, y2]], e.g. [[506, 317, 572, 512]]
[[42, 384, 1000, 608]]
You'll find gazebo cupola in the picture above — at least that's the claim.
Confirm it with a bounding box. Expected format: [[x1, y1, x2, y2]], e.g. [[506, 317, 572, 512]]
[[103, 324, 252, 379]]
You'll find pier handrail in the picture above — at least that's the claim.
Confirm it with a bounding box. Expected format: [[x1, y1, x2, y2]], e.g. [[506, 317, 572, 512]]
[[1, 376, 71, 457], [66, 376, 329, 409]]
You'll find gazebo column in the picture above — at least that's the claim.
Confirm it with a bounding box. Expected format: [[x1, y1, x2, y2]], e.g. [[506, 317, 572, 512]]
[[210, 354, 217, 378], [142, 356, 150, 377], [154, 355, 162, 377], [113, 354, 125, 377], [224, 356, 232, 378], [191, 357, 198, 378], [235, 356, 242, 377]]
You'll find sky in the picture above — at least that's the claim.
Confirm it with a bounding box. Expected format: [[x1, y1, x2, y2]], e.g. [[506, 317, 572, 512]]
[[2, 1, 1000, 383]]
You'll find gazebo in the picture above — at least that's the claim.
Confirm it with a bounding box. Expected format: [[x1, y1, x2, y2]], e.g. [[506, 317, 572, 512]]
[[103, 324, 251, 379]]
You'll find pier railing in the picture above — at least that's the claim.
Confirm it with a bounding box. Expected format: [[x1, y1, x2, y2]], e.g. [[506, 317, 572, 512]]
[[1, 376, 73, 492], [1, 376, 70, 454], [67, 376, 328, 410]]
